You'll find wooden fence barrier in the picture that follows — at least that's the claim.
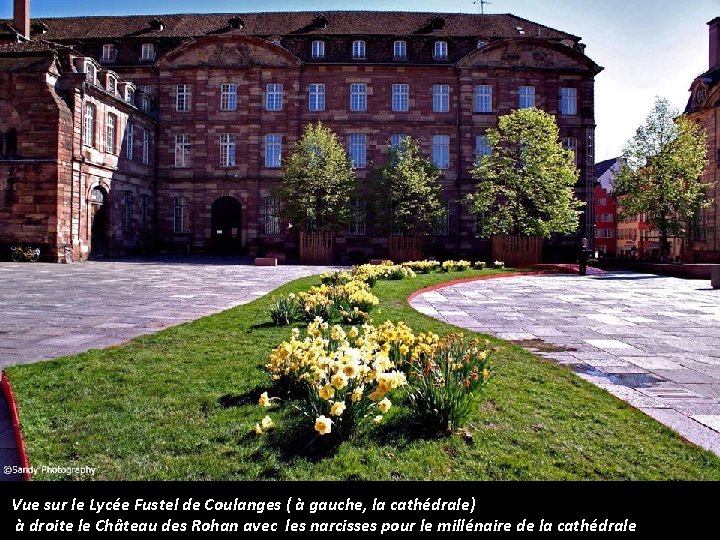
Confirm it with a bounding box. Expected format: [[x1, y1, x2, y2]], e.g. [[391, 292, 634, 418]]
[[299, 231, 334, 265], [491, 235, 542, 268], [388, 235, 423, 263]]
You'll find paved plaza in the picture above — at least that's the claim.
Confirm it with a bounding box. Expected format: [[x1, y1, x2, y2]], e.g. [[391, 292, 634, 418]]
[[0, 256, 338, 480], [411, 271, 720, 456]]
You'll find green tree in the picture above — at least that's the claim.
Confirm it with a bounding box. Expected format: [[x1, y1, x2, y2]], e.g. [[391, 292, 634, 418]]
[[466, 107, 583, 237], [370, 136, 446, 235], [279, 122, 356, 232], [614, 97, 710, 259]]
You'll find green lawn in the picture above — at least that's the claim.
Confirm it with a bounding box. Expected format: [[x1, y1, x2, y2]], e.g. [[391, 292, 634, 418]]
[[7, 269, 720, 480]]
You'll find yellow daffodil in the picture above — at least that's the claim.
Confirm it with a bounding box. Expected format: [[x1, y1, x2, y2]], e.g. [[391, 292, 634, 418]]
[[331, 372, 348, 390], [254, 423, 263, 435], [330, 401, 346, 417], [258, 391, 271, 408], [378, 398, 392, 414], [261, 415, 275, 430], [318, 384, 335, 401], [315, 415, 333, 435]]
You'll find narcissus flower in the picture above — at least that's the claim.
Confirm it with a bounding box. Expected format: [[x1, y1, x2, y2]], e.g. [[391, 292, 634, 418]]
[[378, 398, 392, 414], [254, 423, 263, 435], [373, 415, 383, 424], [258, 392, 271, 408], [261, 415, 275, 430], [330, 401, 346, 417], [315, 415, 333, 435], [318, 384, 335, 401], [331, 372, 348, 390], [351, 387, 364, 402]]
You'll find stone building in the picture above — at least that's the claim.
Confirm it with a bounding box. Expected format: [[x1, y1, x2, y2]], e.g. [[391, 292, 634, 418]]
[[1, 2, 602, 262], [685, 17, 720, 263]]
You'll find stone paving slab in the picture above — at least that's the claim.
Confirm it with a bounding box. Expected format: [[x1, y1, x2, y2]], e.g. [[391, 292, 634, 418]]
[[410, 270, 720, 457]]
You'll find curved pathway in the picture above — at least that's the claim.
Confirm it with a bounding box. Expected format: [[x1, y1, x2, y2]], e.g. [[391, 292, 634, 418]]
[[410, 270, 720, 456], [0, 256, 340, 480]]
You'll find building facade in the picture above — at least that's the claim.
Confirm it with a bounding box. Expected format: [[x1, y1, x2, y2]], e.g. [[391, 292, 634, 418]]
[[685, 17, 720, 263], [1, 4, 602, 262]]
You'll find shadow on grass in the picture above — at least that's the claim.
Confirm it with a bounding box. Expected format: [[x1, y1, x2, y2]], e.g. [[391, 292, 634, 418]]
[[219, 389, 272, 408]]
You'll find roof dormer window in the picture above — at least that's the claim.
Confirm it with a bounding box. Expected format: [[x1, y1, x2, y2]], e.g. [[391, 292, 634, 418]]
[[141, 43, 156, 61], [106, 74, 117, 96], [352, 40, 366, 59], [430, 17, 445, 31], [101, 43, 116, 63], [229, 16, 244, 29], [85, 61, 96, 84], [313, 16, 328, 29], [433, 40, 448, 60], [311, 40, 325, 59], [393, 40, 407, 60], [149, 18, 164, 32]]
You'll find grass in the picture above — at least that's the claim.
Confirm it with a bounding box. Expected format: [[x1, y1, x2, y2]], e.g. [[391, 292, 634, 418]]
[[7, 268, 720, 480]]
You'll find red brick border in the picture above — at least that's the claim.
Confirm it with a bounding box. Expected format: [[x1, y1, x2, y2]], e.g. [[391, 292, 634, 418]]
[[406, 270, 552, 303], [1, 370, 31, 481]]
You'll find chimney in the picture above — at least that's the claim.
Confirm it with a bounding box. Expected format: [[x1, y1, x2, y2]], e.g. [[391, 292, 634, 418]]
[[14, 0, 30, 41], [710, 17, 720, 71]]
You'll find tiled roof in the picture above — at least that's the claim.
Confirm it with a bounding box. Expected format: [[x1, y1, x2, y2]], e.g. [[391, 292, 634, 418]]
[[0, 39, 58, 54], [594, 157, 619, 180], [3, 11, 579, 41]]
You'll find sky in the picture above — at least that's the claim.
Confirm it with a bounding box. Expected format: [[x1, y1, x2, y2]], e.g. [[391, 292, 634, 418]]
[[2, 0, 718, 161]]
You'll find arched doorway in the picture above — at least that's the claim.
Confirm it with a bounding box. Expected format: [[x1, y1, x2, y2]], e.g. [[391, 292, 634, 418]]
[[211, 196, 243, 254], [89, 187, 107, 258]]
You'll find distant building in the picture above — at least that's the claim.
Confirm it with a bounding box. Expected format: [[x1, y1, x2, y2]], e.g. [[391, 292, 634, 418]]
[[684, 17, 720, 263], [592, 157, 619, 256], [0, 2, 602, 262]]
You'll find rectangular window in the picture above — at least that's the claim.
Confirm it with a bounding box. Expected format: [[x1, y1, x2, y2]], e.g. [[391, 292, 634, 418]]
[[393, 40, 407, 59], [352, 40, 366, 59], [432, 134, 450, 169], [173, 196, 188, 234], [311, 40, 325, 59], [348, 198, 366, 236], [264, 196, 281, 235], [475, 85, 492, 113], [433, 41, 448, 60], [266, 83, 283, 111], [176, 84, 190, 112], [432, 84, 449, 112], [519, 86, 535, 109], [265, 133, 282, 168], [175, 134, 191, 168], [475, 212, 489, 238], [348, 133, 366, 169], [598, 197, 607, 206], [125, 87, 134, 104], [601, 213, 614, 223], [562, 137, 578, 166], [83, 103, 95, 147], [220, 134, 236, 167], [220, 83, 237, 111], [560, 87, 577, 115], [140, 193, 149, 232], [126, 122, 134, 160], [101, 43, 116, 62], [391, 83, 409, 112], [139, 95, 150, 113], [350, 83, 367, 112], [389, 133, 406, 149], [308, 83, 325, 112], [433, 200, 449, 236], [106, 113, 117, 153], [475, 134, 491, 158], [141, 43, 156, 61], [122, 191, 133, 232], [142, 129, 150, 165]]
